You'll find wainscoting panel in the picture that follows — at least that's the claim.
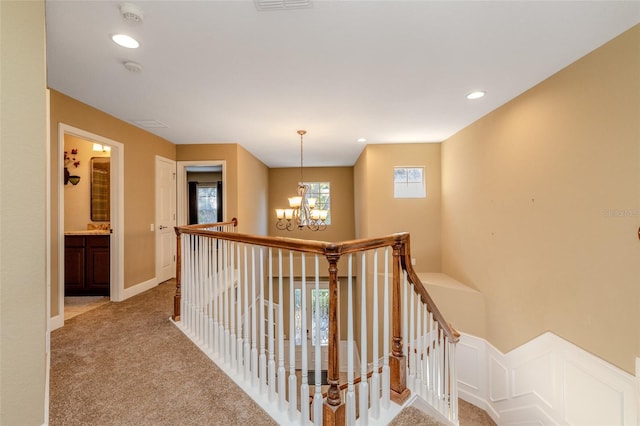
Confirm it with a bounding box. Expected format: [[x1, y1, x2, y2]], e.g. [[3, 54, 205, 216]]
[[456, 332, 638, 425]]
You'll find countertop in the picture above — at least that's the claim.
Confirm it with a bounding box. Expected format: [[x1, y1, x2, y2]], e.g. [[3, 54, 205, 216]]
[[64, 230, 110, 235]]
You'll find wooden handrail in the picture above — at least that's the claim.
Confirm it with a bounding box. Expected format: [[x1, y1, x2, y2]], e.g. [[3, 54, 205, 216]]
[[398, 234, 459, 343], [175, 223, 407, 257]]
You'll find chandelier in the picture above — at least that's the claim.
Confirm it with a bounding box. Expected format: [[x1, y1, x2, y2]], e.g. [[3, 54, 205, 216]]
[[275, 130, 327, 231]]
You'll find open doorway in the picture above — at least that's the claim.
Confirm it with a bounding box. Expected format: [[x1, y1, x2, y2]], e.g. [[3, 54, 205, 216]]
[[53, 124, 125, 330], [176, 161, 226, 226]]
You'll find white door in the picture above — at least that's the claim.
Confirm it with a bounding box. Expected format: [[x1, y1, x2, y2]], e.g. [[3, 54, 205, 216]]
[[155, 156, 176, 282]]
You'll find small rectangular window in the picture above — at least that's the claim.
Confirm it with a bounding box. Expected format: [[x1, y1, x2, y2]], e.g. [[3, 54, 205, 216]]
[[394, 166, 426, 198]]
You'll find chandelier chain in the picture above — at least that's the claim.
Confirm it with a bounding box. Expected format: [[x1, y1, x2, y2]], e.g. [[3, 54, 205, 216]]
[[275, 129, 326, 231]]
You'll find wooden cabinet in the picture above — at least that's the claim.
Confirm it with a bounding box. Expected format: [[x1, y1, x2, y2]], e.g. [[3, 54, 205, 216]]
[[65, 234, 110, 296]]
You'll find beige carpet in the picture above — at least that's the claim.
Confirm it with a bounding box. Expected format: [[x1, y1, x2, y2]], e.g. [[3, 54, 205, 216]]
[[64, 296, 110, 320], [50, 280, 495, 426]]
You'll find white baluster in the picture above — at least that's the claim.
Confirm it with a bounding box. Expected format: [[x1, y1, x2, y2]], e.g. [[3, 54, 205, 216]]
[[230, 241, 236, 370], [189, 235, 195, 335], [185, 235, 191, 333], [224, 240, 231, 365], [450, 341, 458, 423], [313, 255, 323, 425], [218, 239, 224, 359], [251, 246, 258, 387], [277, 249, 286, 413], [300, 253, 309, 425], [444, 334, 450, 419], [408, 284, 416, 391], [415, 298, 423, 397], [243, 245, 251, 382], [429, 312, 435, 405], [370, 249, 380, 419], [203, 237, 210, 350], [236, 243, 243, 375], [268, 248, 276, 402], [212, 238, 218, 354], [346, 254, 356, 425], [259, 248, 267, 395], [288, 251, 298, 422], [196, 237, 206, 344], [181, 234, 187, 329], [422, 304, 428, 400], [359, 252, 368, 426], [382, 247, 390, 410], [438, 329, 445, 414]]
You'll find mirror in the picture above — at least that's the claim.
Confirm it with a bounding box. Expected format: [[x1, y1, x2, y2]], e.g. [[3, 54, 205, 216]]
[[91, 157, 110, 221]]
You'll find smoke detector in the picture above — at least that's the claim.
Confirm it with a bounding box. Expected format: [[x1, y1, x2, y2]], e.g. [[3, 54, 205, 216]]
[[123, 61, 143, 73], [120, 3, 144, 22]]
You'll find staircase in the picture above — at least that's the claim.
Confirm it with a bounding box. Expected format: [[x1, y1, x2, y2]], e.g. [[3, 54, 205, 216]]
[[171, 219, 459, 425]]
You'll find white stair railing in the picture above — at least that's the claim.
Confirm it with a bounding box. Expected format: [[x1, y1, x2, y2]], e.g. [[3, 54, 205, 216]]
[[171, 220, 459, 426]]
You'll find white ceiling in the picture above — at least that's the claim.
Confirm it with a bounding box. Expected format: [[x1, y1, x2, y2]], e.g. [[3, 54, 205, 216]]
[[45, 1, 640, 167]]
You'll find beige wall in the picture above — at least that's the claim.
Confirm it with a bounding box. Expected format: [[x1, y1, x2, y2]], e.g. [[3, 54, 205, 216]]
[[63, 135, 110, 231], [441, 25, 640, 374], [0, 1, 47, 423], [354, 143, 442, 270], [353, 146, 369, 239], [268, 167, 355, 243], [50, 91, 176, 315], [237, 145, 269, 235]]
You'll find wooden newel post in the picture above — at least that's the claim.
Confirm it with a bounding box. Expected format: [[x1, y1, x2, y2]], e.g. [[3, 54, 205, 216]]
[[172, 228, 182, 321], [390, 240, 410, 404], [323, 252, 345, 426]]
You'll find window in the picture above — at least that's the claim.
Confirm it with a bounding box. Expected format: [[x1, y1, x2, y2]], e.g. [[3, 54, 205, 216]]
[[196, 184, 217, 223], [394, 167, 426, 198], [302, 181, 331, 225]]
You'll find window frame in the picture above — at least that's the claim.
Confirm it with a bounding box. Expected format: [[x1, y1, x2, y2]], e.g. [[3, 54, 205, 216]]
[[393, 166, 426, 198]]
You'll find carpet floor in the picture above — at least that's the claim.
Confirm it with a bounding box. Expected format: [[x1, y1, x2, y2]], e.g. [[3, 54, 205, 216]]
[[50, 279, 494, 425]]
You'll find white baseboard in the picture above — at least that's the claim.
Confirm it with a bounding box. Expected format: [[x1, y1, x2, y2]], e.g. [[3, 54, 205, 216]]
[[50, 277, 160, 331], [49, 314, 64, 331], [456, 332, 638, 425], [122, 277, 158, 300]]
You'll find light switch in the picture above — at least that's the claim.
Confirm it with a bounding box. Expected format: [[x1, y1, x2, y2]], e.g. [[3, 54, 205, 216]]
[[150, 224, 154, 231]]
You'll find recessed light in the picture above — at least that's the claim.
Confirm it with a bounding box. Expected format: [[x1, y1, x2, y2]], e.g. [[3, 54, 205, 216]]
[[357, 138, 367, 143], [111, 34, 139, 49], [466, 91, 485, 100]]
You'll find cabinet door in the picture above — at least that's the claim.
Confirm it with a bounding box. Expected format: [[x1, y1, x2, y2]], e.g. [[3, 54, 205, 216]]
[[64, 245, 85, 293], [86, 236, 110, 295]]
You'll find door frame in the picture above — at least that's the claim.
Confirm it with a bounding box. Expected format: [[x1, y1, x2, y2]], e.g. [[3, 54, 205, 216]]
[[155, 156, 177, 282], [176, 160, 226, 226], [54, 124, 125, 329]]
